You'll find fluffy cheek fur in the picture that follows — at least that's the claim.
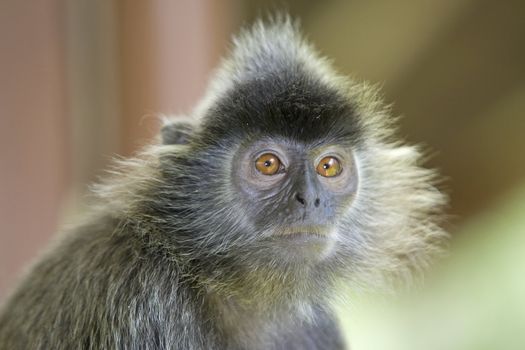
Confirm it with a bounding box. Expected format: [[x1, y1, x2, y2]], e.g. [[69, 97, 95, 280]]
[[332, 141, 446, 292]]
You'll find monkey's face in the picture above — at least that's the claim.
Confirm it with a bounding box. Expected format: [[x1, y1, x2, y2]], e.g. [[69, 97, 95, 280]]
[[230, 138, 358, 262], [184, 71, 367, 269]]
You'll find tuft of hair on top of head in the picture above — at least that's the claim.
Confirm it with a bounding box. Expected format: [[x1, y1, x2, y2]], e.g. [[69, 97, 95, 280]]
[[194, 15, 346, 119]]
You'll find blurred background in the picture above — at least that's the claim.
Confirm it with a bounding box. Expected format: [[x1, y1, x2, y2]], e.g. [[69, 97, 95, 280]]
[[1, 0, 524, 348]]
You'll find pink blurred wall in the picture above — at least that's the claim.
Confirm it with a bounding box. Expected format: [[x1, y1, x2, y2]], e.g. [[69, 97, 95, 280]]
[[0, 1, 69, 299], [0, 1, 236, 299]]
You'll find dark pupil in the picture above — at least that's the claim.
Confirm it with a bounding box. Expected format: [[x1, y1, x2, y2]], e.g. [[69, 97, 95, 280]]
[[323, 163, 330, 169], [264, 160, 272, 167]]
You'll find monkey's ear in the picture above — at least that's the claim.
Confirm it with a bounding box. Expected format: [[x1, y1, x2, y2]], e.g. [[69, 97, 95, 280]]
[[160, 118, 196, 145]]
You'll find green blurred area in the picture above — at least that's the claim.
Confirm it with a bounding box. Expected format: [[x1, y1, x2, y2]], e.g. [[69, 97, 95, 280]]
[[339, 182, 525, 350]]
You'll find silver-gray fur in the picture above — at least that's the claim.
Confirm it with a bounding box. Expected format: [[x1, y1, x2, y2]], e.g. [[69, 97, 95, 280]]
[[0, 16, 447, 350]]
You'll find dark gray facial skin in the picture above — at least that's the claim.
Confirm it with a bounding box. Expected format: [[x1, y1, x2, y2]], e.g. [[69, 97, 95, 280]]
[[231, 138, 358, 262]]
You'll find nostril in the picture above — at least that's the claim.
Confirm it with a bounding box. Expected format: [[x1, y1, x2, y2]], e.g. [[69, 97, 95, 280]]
[[295, 193, 306, 206], [314, 198, 320, 207]]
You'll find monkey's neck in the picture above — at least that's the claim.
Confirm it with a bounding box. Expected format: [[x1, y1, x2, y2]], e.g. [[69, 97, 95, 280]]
[[193, 258, 339, 348], [196, 263, 329, 313], [205, 287, 318, 348]]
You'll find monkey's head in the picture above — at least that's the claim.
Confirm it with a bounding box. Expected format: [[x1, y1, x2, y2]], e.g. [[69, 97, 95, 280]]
[[108, 18, 446, 305]]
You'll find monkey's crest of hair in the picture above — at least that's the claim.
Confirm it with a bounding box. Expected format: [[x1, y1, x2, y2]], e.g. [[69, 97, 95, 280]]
[[94, 17, 447, 302]]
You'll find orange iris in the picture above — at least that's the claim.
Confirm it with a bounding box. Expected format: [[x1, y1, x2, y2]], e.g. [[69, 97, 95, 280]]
[[316, 156, 342, 177], [255, 153, 282, 175]]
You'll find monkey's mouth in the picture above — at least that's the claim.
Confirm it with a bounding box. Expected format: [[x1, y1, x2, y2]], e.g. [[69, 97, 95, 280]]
[[265, 226, 335, 260], [274, 226, 331, 238], [277, 232, 329, 245], [270, 226, 334, 245]]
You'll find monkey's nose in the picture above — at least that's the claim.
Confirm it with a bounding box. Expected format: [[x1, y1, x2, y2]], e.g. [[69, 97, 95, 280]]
[[295, 193, 306, 205], [294, 193, 321, 208]]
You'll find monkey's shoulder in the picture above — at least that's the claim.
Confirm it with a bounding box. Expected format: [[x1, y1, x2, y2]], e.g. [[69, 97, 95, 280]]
[[0, 215, 218, 349]]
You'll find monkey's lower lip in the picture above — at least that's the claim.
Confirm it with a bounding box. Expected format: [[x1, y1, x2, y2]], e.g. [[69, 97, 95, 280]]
[[277, 232, 328, 242], [274, 226, 331, 238], [268, 230, 335, 260], [271, 227, 332, 244], [276, 231, 327, 240]]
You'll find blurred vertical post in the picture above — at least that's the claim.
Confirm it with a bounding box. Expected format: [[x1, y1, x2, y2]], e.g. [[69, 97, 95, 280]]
[[0, 1, 69, 299]]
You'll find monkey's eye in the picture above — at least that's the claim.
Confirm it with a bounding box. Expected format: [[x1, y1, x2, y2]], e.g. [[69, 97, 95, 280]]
[[255, 153, 283, 175], [316, 156, 342, 177]]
